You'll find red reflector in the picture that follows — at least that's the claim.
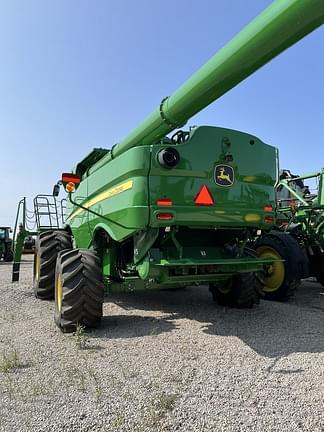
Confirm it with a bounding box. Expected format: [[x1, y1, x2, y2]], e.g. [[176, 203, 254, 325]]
[[263, 205, 273, 212], [194, 185, 214, 206], [156, 213, 173, 220], [264, 216, 274, 224], [62, 173, 81, 184], [157, 198, 173, 206]]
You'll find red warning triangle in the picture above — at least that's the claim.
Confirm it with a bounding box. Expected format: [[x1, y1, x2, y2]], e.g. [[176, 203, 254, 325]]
[[194, 185, 214, 206]]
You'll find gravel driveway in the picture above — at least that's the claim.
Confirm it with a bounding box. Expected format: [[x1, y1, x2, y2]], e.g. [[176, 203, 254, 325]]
[[0, 255, 323, 432]]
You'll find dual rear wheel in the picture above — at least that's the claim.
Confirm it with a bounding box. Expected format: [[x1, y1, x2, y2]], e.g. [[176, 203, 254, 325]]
[[33, 230, 104, 332]]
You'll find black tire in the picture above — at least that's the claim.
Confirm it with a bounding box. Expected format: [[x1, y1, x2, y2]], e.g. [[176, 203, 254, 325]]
[[34, 230, 72, 300], [315, 259, 324, 287], [254, 231, 305, 301], [317, 273, 324, 287], [54, 249, 105, 333], [209, 272, 261, 308], [4, 247, 13, 262], [309, 253, 324, 287]]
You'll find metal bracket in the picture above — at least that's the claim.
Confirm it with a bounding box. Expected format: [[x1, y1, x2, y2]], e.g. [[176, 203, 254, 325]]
[[159, 97, 187, 129]]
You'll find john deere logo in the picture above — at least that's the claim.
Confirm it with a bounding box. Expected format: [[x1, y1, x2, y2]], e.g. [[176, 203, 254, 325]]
[[214, 165, 234, 187]]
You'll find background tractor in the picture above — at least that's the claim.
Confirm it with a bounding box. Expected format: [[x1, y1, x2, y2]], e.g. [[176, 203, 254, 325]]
[[27, 0, 324, 332], [0, 227, 13, 262]]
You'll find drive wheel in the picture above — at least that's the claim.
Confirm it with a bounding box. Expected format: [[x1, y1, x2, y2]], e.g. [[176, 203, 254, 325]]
[[54, 249, 105, 333], [254, 232, 302, 301], [209, 272, 260, 308], [34, 230, 72, 300]]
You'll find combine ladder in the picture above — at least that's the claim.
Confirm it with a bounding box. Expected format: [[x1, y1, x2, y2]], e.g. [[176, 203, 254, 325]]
[[12, 195, 66, 282]]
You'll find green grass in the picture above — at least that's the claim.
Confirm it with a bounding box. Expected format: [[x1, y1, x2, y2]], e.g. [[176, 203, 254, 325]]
[[0, 349, 21, 373], [144, 393, 178, 426]]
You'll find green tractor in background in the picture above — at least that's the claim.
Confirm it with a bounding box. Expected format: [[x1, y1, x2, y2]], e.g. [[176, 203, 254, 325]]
[[27, 0, 324, 332], [0, 227, 13, 262]]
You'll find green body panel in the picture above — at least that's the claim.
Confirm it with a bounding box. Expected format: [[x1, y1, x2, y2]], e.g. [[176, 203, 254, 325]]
[[66, 126, 277, 246], [66, 146, 151, 247], [149, 127, 277, 229]]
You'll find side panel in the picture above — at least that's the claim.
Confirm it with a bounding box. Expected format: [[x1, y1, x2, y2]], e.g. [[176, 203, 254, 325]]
[[67, 146, 151, 246], [65, 179, 90, 247]]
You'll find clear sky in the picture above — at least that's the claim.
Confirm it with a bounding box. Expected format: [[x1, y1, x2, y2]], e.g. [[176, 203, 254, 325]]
[[0, 0, 323, 227]]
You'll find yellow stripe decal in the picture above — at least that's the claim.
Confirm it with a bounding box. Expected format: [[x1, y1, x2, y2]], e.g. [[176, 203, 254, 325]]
[[67, 180, 133, 221]]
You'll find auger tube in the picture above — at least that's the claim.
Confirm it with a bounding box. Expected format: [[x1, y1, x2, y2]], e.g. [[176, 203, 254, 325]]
[[109, 0, 324, 160]]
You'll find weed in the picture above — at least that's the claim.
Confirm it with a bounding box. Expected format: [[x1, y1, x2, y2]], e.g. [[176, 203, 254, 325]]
[[144, 381, 160, 391], [74, 324, 89, 350], [0, 349, 21, 373], [157, 393, 178, 412], [30, 383, 46, 399], [112, 414, 125, 430], [144, 393, 178, 426]]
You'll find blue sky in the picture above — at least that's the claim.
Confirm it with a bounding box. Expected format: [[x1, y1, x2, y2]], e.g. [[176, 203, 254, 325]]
[[0, 0, 323, 226]]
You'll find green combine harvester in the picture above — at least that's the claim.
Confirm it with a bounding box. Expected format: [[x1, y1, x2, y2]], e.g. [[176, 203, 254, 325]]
[[26, 0, 324, 332]]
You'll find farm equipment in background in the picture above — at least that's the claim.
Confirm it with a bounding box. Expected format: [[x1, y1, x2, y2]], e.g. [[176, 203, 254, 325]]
[[252, 169, 311, 301], [28, 0, 324, 332], [275, 169, 324, 287], [0, 227, 13, 262], [23, 235, 36, 253]]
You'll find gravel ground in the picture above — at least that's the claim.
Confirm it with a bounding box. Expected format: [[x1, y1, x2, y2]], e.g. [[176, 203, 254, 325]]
[[0, 255, 323, 432]]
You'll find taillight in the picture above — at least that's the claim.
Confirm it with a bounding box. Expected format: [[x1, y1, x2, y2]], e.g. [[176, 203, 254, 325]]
[[264, 216, 274, 224], [62, 173, 81, 184], [263, 205, 273, 212], [62, 173, 81, 193], [157, 198, 173, 206], [156, 213, 174, 221]]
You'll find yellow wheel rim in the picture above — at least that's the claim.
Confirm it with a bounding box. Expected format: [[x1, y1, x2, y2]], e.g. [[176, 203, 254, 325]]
[[35, 254, 40, 281], [256, 246, 285, 293], [56, 273, 62, 312]]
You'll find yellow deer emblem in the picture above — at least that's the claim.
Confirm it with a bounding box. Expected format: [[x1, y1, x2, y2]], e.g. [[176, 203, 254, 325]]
[[215, 165, 234, 186]]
